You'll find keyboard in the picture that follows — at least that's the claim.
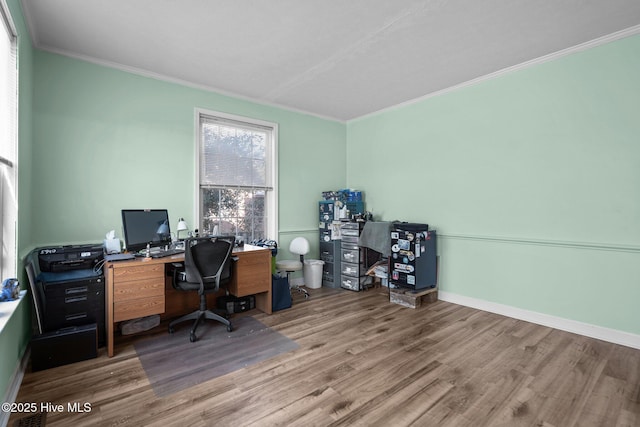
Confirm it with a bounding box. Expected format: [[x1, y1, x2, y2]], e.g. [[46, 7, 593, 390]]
[[150, 248, 185, 258]]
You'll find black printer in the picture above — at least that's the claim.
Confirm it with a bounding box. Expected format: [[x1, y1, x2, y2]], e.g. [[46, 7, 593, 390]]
[[37, 244, 104, 273]]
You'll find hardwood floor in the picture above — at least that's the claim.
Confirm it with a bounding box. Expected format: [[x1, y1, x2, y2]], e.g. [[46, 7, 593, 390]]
[[10, 286, 640, 426]]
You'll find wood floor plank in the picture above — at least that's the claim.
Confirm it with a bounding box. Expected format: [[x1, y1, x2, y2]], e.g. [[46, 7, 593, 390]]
[[8, 286, 640, 427]]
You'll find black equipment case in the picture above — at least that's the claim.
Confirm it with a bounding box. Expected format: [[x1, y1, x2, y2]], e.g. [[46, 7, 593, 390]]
[[216, 295, 256, 314], [30, 323, 98, 371]]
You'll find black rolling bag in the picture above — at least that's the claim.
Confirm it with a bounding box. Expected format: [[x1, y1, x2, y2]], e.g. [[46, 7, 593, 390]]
[[271, 274, 292, 311]]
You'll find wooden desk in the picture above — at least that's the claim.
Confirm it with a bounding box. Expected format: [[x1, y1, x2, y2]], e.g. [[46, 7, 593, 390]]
[[104, 244, 272, 357]]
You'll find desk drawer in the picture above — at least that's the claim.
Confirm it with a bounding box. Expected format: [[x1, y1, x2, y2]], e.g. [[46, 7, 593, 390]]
[[341, 262, 360, 277], [235, 250, 269, 267], [112, 263, 164, 283], [341, 248, 360, 263], [113, 279, 164, 302], [232, 268, 270, 296], [114, 296, 164, 322], [229, 249, 271, 297]]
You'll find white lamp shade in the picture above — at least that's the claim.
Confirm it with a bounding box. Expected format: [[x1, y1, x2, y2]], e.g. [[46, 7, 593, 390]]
[[177, 218, 188, 232]]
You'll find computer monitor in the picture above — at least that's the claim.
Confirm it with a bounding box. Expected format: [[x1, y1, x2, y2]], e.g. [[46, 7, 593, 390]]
[[121, 209, 172, 253]]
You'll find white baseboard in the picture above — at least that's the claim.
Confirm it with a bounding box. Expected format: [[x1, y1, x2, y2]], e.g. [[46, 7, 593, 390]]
[[438, 291, 640, 350], [0, 347, 29, 427]]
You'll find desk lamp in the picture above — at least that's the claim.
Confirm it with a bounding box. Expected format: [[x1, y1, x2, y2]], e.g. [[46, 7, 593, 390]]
[[176, 218, 189, 241]]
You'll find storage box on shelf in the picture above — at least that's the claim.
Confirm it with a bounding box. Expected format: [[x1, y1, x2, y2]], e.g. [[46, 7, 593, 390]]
[[340, 221, 368, 291], [319, 200, 341, 288], [319, 190, 367, 290]]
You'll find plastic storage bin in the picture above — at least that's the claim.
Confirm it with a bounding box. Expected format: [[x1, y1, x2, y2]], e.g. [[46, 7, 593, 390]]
[[121, 315, 160, 335], [303, 259, 325, 289]]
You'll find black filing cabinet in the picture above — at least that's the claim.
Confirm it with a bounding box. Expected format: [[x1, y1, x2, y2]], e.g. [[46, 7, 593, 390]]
[[41, 275, 105, 345], [389, 224, 437, 290]]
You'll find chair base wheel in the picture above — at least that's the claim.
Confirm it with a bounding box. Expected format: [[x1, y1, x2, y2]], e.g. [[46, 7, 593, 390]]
[[189, 332, 197, 342], [227, 324, 233, 332], [168, 327, 174, 334]]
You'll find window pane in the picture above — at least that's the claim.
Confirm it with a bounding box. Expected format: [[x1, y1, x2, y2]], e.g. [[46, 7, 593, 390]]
[[201, 187, 267, 241], [0, 7, 16, 278], [201, 122, 268, 187], [199, 112, 274, 241], [252, 133, 265, 160]]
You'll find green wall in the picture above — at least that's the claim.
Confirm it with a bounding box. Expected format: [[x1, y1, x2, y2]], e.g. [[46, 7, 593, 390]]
[[31, 51, 346, 252], [5, 0, 640, 406], [347, 34, 640, 335], [3, 2, 347, 402], [1, 0, 34, 406]]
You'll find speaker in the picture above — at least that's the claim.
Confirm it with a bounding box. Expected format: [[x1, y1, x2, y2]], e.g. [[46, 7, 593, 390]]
[[30, 323, 98, 371]]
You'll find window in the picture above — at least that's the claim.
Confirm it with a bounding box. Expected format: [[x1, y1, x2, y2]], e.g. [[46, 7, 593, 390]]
[[0, 2, 17, 280], [197, 110, 277, 242]]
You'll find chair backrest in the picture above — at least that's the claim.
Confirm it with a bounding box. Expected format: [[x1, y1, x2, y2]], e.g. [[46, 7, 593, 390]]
[[183, 236, 235, 288], [289, 237, 310, 256]]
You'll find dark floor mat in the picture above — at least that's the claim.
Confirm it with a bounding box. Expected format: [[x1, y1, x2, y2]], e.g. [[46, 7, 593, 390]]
[[134, 316, 299, 397]]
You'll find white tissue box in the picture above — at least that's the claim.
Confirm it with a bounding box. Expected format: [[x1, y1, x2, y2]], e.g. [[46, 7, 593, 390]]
[[104, 238, 121, 254]]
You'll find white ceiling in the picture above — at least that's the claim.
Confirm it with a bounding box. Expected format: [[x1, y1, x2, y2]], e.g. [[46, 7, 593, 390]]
[[20, 0, 640, 121]]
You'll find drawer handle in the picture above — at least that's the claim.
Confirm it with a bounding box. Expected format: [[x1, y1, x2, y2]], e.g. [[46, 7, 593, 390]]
[[65, 296, 88, 304], [66, 286, 88, 295], [65, 313, 88, 321]]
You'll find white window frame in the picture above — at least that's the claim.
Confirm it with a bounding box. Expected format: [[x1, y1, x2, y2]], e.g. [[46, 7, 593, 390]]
[[195, 108, 278, 241]]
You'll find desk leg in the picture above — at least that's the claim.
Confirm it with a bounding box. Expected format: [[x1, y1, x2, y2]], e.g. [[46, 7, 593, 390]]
[[106, 266, 115, 357], [254, 290, 272, 314]]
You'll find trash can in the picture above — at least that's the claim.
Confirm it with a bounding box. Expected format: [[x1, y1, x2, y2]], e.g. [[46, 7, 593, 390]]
[[303, 259, 325, 289]]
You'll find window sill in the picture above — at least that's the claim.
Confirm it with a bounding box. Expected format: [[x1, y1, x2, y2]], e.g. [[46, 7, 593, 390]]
[[0, 290, 27, 335]]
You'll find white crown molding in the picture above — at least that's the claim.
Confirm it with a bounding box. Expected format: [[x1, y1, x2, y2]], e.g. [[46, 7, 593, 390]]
[[353, 24, 640, 122], [438, 290, 640, 350]]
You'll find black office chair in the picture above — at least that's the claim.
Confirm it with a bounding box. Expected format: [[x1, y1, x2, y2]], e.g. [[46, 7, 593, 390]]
[[168, 236, 235, 342]]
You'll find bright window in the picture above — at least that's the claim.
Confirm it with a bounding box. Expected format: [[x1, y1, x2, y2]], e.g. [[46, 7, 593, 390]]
[[197, 110, 277, 242], [0, 2, 17, 280]]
